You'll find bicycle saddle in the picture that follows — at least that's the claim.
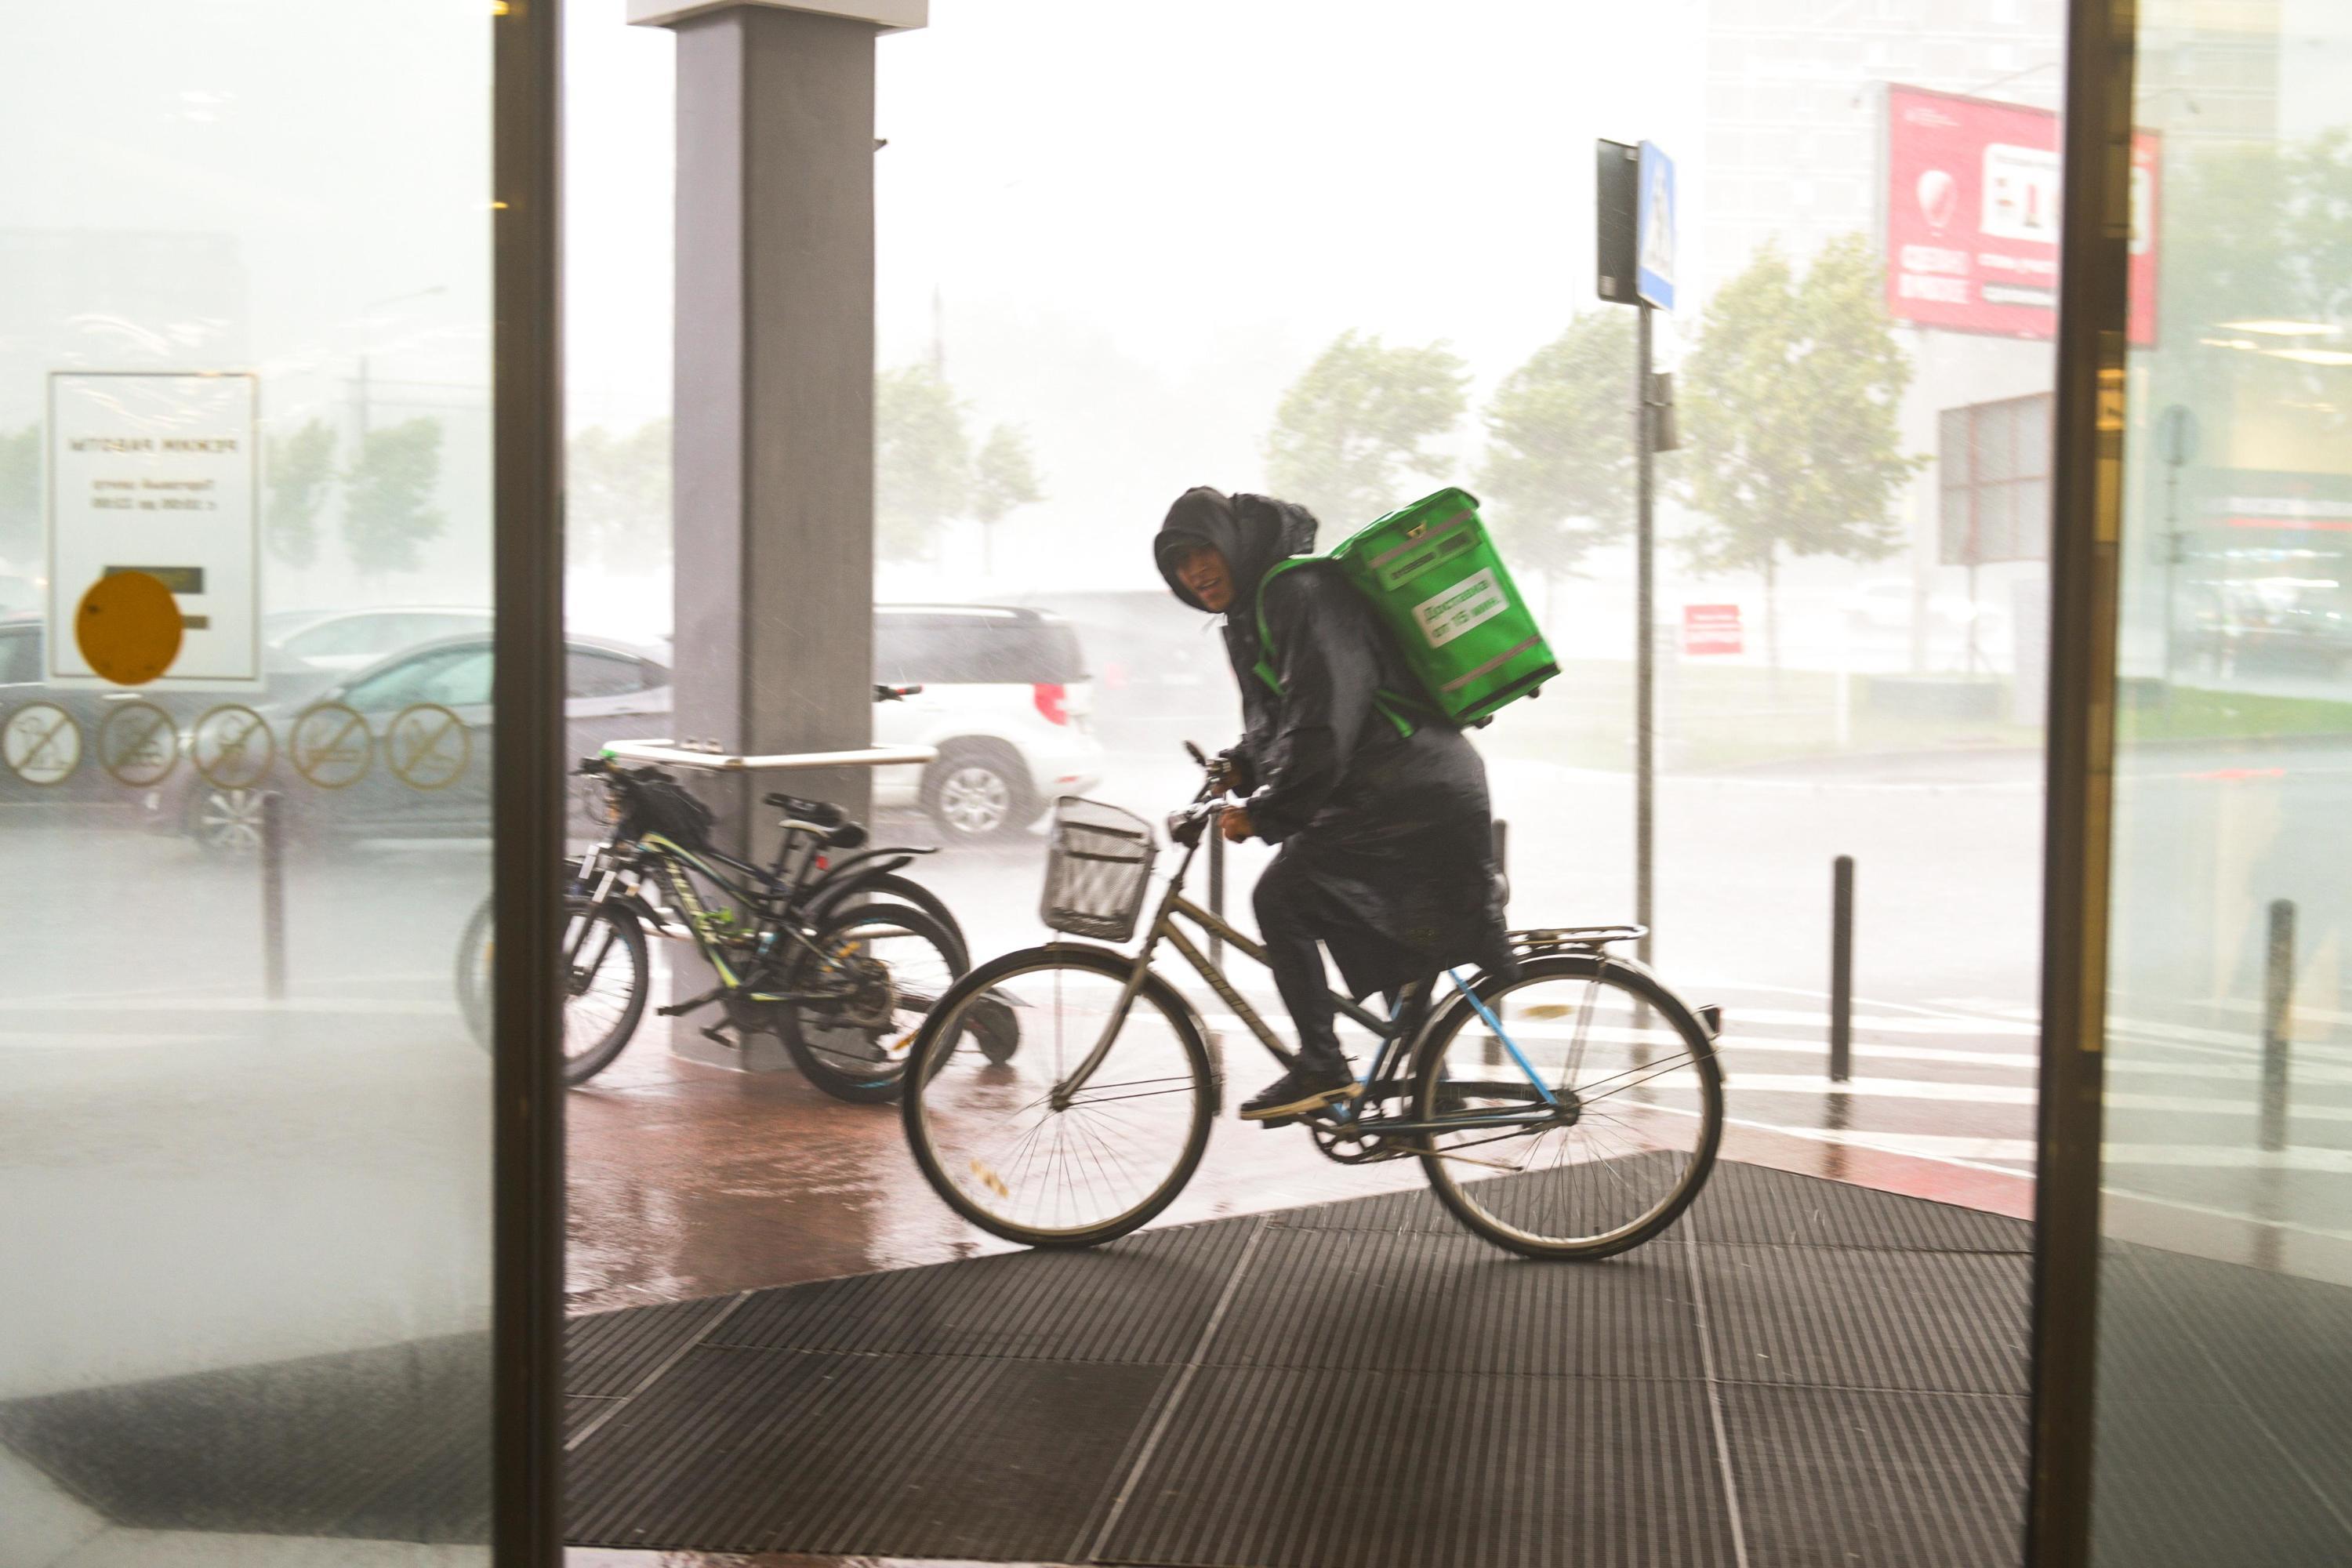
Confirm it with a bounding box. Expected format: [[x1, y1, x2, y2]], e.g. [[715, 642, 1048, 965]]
[[762, 792, 847, 828]]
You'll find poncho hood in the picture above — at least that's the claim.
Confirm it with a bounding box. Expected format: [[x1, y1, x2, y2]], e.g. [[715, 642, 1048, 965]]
[[1154, 487, 1319, 615]]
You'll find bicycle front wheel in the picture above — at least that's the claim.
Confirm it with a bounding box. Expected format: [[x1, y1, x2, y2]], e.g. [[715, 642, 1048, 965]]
[[1414, 953, 1722, 1260], [562, 895, 648, 1087], [902, 945, 1214, 1249]]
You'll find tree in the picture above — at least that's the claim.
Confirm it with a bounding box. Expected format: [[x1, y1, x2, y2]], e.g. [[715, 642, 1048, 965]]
[[1476, 311, 1637, 596], [971, 423, 1044, 574], [1264, 331, 1468, 526], [264, 419, 338, 569], [342, 416, 447, 575], [875, 365, 971, 561], [1677, 235, 1922, 669], [0, 423, 37, 572], [568, 417, 671, 573]]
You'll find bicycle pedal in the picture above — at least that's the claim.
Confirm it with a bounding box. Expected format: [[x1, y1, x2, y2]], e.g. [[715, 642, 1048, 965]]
[[1256, 1112, 1307, 1131], [699, 1024, 740, 1050]]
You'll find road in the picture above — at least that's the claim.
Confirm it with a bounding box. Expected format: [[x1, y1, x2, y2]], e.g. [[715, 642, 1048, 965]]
[[6, 731, 2350, 1376]]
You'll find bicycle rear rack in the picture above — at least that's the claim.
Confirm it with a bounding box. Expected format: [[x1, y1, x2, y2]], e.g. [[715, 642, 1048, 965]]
[[1510, 924, 1646, 953]]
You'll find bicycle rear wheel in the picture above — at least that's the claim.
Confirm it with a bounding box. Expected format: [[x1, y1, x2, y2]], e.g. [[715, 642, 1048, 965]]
[[782, 901, 967, 1104], [1414, 953, 1722, 1259], [902, 944, 1214, 1248]]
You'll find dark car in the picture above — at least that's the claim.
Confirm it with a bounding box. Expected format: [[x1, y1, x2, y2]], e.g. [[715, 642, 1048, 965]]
[[0, 613, 223, 805], [147, 633, 672, 854]]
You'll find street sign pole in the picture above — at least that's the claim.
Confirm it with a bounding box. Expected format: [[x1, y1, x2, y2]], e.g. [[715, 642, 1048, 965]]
[[1635, 299, 1655, 968], [1599, 136, 1673, 969]]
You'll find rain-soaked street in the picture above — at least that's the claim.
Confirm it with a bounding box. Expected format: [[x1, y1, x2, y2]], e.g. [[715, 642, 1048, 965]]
[[9, 731, 2345, 1348]]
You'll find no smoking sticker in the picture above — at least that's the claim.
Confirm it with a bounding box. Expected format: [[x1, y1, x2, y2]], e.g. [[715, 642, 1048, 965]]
[[387, 704, 470, 791], [290, 703, 372, 789], [191, 704, 274, 789], [99, 701, 180, 787], [3, 702, 82, 786]]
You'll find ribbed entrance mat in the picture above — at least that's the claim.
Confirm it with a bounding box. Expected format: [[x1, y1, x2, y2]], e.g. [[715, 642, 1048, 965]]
[[558, 1161, 2051, 1564], [25, 1163, 2352, 1565]]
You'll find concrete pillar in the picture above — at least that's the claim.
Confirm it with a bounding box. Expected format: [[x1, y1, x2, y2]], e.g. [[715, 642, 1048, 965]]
[[634, 0, 924, 1069]]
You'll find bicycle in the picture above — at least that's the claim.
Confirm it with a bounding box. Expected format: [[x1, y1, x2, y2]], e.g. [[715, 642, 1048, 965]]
[[459, 696, 972, 1098], [901, 748, 1726, 1258]]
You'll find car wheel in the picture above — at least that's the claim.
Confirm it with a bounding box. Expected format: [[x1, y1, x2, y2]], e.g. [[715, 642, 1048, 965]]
[[921, 743, 1034, 840], [188, 785, 268, 858]]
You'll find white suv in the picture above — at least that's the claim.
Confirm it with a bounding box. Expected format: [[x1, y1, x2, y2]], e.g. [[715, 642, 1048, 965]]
[[873, 605, 1104, 840]]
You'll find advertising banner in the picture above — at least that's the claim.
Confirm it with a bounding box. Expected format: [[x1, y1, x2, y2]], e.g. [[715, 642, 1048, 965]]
[[1886, 85, 2159, 344]]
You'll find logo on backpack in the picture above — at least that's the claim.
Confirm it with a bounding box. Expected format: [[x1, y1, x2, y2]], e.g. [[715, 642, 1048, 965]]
[[1413, 568, 1508, 650]]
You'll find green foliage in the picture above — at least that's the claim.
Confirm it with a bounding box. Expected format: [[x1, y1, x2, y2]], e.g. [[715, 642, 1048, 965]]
[[264, 419, 338, 570], [876, 365, 972, 561], [1476, 311, 1635, 580], [1678, 235, 1922, 661], [971, 423, 1045, 528], [0, 423, 38, 571], [1264, 331, 1468, 527], [342, 416, 447, 575], [568, 417, 671, 572]]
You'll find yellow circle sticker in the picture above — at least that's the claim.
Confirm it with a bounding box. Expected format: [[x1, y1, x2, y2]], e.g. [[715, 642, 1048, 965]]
[[75, 571, 184, 687], [289, 703, 373, 789], [99, 700, 181, 788], [2, 702, 82, 786], [387, 703, 471, 791], [191, 704, 274, 789]]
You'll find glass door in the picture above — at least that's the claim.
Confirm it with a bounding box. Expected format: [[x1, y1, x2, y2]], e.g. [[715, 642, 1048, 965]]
[[0, 3, 551, 1560], [2046, 4, 2352, 1563]]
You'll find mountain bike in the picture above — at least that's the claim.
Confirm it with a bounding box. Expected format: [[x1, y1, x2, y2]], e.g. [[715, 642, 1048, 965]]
[[458, 699, 971, 1098], [901, 748, 1726, 1258]]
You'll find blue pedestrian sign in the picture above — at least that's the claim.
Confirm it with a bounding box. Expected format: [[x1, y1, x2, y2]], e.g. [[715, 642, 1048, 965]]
[[1636, 141, 1676, 311]]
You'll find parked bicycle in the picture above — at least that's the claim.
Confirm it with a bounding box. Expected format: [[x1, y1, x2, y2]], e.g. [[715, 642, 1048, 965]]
[[902, 747, 1726, 1258], [456, 687, 971, 1098]]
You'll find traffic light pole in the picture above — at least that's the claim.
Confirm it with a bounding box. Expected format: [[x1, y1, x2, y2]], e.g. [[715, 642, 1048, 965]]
[[1635, 299, 1655, 968]]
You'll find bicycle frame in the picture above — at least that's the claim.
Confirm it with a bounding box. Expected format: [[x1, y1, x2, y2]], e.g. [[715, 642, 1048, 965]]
[[1047, 813, 1566, 1142]]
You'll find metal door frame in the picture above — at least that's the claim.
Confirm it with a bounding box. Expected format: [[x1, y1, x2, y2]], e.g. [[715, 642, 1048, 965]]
[[2030, 2, 2140, 1562], [492, 3, 565, 1563]]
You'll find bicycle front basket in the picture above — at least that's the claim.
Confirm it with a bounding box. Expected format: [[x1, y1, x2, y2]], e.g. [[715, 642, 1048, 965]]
[[1040, 797, 1156, 942]]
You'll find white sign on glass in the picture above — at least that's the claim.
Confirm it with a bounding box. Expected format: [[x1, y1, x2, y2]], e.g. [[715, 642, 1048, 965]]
[[47, 372, 262, 688]]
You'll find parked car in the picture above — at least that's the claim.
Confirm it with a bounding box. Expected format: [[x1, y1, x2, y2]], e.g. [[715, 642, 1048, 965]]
[[0, 613, 222, 804], [1841, 579, 2008, 640], [873, 604, 1104, 840], [262, 606, 495, 706], [1004, 588, 1240, 751], [148, 633, 671, 854]]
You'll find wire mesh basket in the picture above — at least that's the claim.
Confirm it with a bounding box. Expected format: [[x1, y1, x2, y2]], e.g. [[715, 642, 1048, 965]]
[[1040, 797, 1157, 942]]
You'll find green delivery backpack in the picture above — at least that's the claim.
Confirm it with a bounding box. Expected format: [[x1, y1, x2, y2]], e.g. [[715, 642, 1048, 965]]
[[1253, 486, 1559, 732]]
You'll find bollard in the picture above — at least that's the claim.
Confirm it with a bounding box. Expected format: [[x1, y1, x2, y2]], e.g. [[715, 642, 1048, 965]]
[[1829, 855, 1854, 1083], [2261, 898, 2294, 1153], [260, 790, 288, 1001], [1207, 807, 1225, 967]]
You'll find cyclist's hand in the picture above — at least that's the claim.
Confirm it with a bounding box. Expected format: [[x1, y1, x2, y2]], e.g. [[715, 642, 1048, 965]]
[[1219, 807, 1254, 843]]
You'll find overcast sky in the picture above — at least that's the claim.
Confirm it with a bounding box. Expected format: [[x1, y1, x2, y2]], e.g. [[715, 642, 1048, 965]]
[[564, 0, 1708, 587]]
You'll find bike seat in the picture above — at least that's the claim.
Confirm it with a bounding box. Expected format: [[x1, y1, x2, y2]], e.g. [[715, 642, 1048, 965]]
[[763, 792, 846, 828]]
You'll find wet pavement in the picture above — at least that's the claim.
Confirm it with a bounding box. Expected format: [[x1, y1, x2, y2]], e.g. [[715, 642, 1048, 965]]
[[564, 971, 2042, 1313]]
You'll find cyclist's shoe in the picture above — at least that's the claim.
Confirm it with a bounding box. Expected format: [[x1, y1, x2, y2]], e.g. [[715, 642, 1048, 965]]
[[1240, 1058, 1361, 1122]]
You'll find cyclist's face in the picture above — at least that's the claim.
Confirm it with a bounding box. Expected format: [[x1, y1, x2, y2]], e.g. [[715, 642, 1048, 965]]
[[1174, 543, 1234, 612]]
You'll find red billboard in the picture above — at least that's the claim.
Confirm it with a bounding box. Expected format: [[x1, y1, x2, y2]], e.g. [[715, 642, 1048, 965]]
[[1886, 85, 2159, 344]]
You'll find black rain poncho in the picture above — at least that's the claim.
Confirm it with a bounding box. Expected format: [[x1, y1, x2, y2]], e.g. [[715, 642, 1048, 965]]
[[1155, 488, 1515, 1004]]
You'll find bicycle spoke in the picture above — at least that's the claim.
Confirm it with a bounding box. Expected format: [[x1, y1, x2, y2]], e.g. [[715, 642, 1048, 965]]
[[1418, 960, 1719, 1256], [910, 954, 1207, 1243]]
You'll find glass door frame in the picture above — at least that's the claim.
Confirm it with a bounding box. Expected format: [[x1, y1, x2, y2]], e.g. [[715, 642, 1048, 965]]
[[492, 3, 566, 1563], [2031, 0, 2138, 1561]]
